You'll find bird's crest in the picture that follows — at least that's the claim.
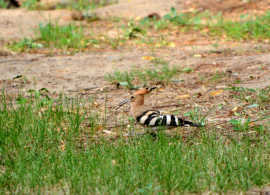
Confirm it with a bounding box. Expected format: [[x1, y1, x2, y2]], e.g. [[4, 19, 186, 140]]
[[134, 87, 156, 95]]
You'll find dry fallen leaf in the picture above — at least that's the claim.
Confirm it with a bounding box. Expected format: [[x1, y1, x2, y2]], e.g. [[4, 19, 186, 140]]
[[168, 42, 176, 48], [97, 125, 103, 131], [142, 56, 154, 61], [155, 43, 161, 48], [177, 94, 190, 99], [60, 140, 65, 151], [210, 90, 224, 97], [103, 130, 116, 135], [93, 102, 99, 107], [232, 106, 242, 113], [193, 54, 202, 58], [228, 106, 243, 116], [135, 16, 142, 21], [112, 159, 116, 165], [157, 87, 165, 92], [232, 106, 238, 112]]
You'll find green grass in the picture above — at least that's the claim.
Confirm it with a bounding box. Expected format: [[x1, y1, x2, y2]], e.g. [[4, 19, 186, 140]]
[[9, 23, 86, 51], [19, 0, 116, 10], [139, 8, 270, 40], [22, 0, 39, 10], [1, 93, 270, 193], [123, 21, 146, 39], [229, 118, 251, 131], [227, 86, 270, 131], [209, 71, 226, 83], [37, 23, 86, 49], [139, 7, 192, 30], [0, 0, 8, 8], [105, 59, 178, 88], [8, 38, 44, 52], [228, 86, 270, 110], [55, 0, 117, 11], [8, 9, 270, 53], [210, 12, 270, 40], [69, 0, 116, 11], [122, 9, 270, 48]]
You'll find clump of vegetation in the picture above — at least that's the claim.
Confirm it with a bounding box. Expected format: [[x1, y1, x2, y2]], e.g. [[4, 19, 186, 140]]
[[18, 0, 116, 10], [184, 107, 207, 127], [229, 86, 270, 109], [139, 8, 270, 40], [69, 0, 116, 11], [163, 7, 191, 26], [139, 7, 204, 31], [105, 59, 178, 89], [22, 0, 39, 10], [105, 71, 135, 89], [210, 12, 270, 40], [0, 0, 8, 8], [229, 118, 251, 131], [37, 23, 86, 49], [226, 86, 270, 133], [209, 71, 226, 83], [8, 38, 43, 52], [123, 21, 146, 39], [9, 23, 86, 51]]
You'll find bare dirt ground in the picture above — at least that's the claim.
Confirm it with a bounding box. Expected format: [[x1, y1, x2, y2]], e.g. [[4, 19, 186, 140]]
[[0, 0, 269, 114], [0, 0, 270, 116]]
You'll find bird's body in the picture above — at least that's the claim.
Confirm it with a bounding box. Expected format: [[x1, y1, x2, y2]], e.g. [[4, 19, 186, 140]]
[[118, 87, 201, 128], [135, 110, 199, 127]]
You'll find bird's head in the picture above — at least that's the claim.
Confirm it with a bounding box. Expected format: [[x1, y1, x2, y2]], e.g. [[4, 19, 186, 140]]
[[115, 87, 156, 109]]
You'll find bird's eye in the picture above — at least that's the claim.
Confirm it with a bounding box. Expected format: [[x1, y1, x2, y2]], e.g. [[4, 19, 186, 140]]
[[130, 96, 135, 99], [145, 87, 149, 90]]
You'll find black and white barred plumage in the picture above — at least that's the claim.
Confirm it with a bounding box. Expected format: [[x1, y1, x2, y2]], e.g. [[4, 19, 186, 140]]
[[136, 110, 201, 127], [116, 87, 201, 130]]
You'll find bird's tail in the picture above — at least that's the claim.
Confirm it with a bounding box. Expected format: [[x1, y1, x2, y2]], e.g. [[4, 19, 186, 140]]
[[136, 110, 202, 127], [177, 117, 202, 127]]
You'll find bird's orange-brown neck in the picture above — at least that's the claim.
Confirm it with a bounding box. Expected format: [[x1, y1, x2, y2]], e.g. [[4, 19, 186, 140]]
[[133, 94, 144, 106], [130, 94, 145, 118]]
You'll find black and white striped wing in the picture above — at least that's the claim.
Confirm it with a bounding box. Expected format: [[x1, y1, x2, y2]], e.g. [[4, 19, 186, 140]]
[[136, 110, 200, 127], [136, 110, 161, 126]]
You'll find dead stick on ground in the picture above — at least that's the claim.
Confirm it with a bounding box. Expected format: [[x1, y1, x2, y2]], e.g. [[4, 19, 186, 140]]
[[106, 124, 129, 129], [153, 104, 185, 109]]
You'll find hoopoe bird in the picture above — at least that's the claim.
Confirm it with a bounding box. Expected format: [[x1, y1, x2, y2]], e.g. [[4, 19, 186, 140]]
[[117, 87, 201, 128]]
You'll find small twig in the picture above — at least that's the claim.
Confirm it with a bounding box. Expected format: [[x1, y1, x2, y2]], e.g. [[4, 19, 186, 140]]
[[106, 124, 129, 129], [104, 95, 107, 125], [0, 58, 38, 64], [123, 131, 149, 137], [153, 103, 185, 109], [212, 120, 230, 127]]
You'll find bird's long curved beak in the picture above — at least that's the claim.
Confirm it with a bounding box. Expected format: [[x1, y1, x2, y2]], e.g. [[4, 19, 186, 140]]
[[114, 98, 130, 110], [149, 87, 156, 92], [114, 87, 156, 110]]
